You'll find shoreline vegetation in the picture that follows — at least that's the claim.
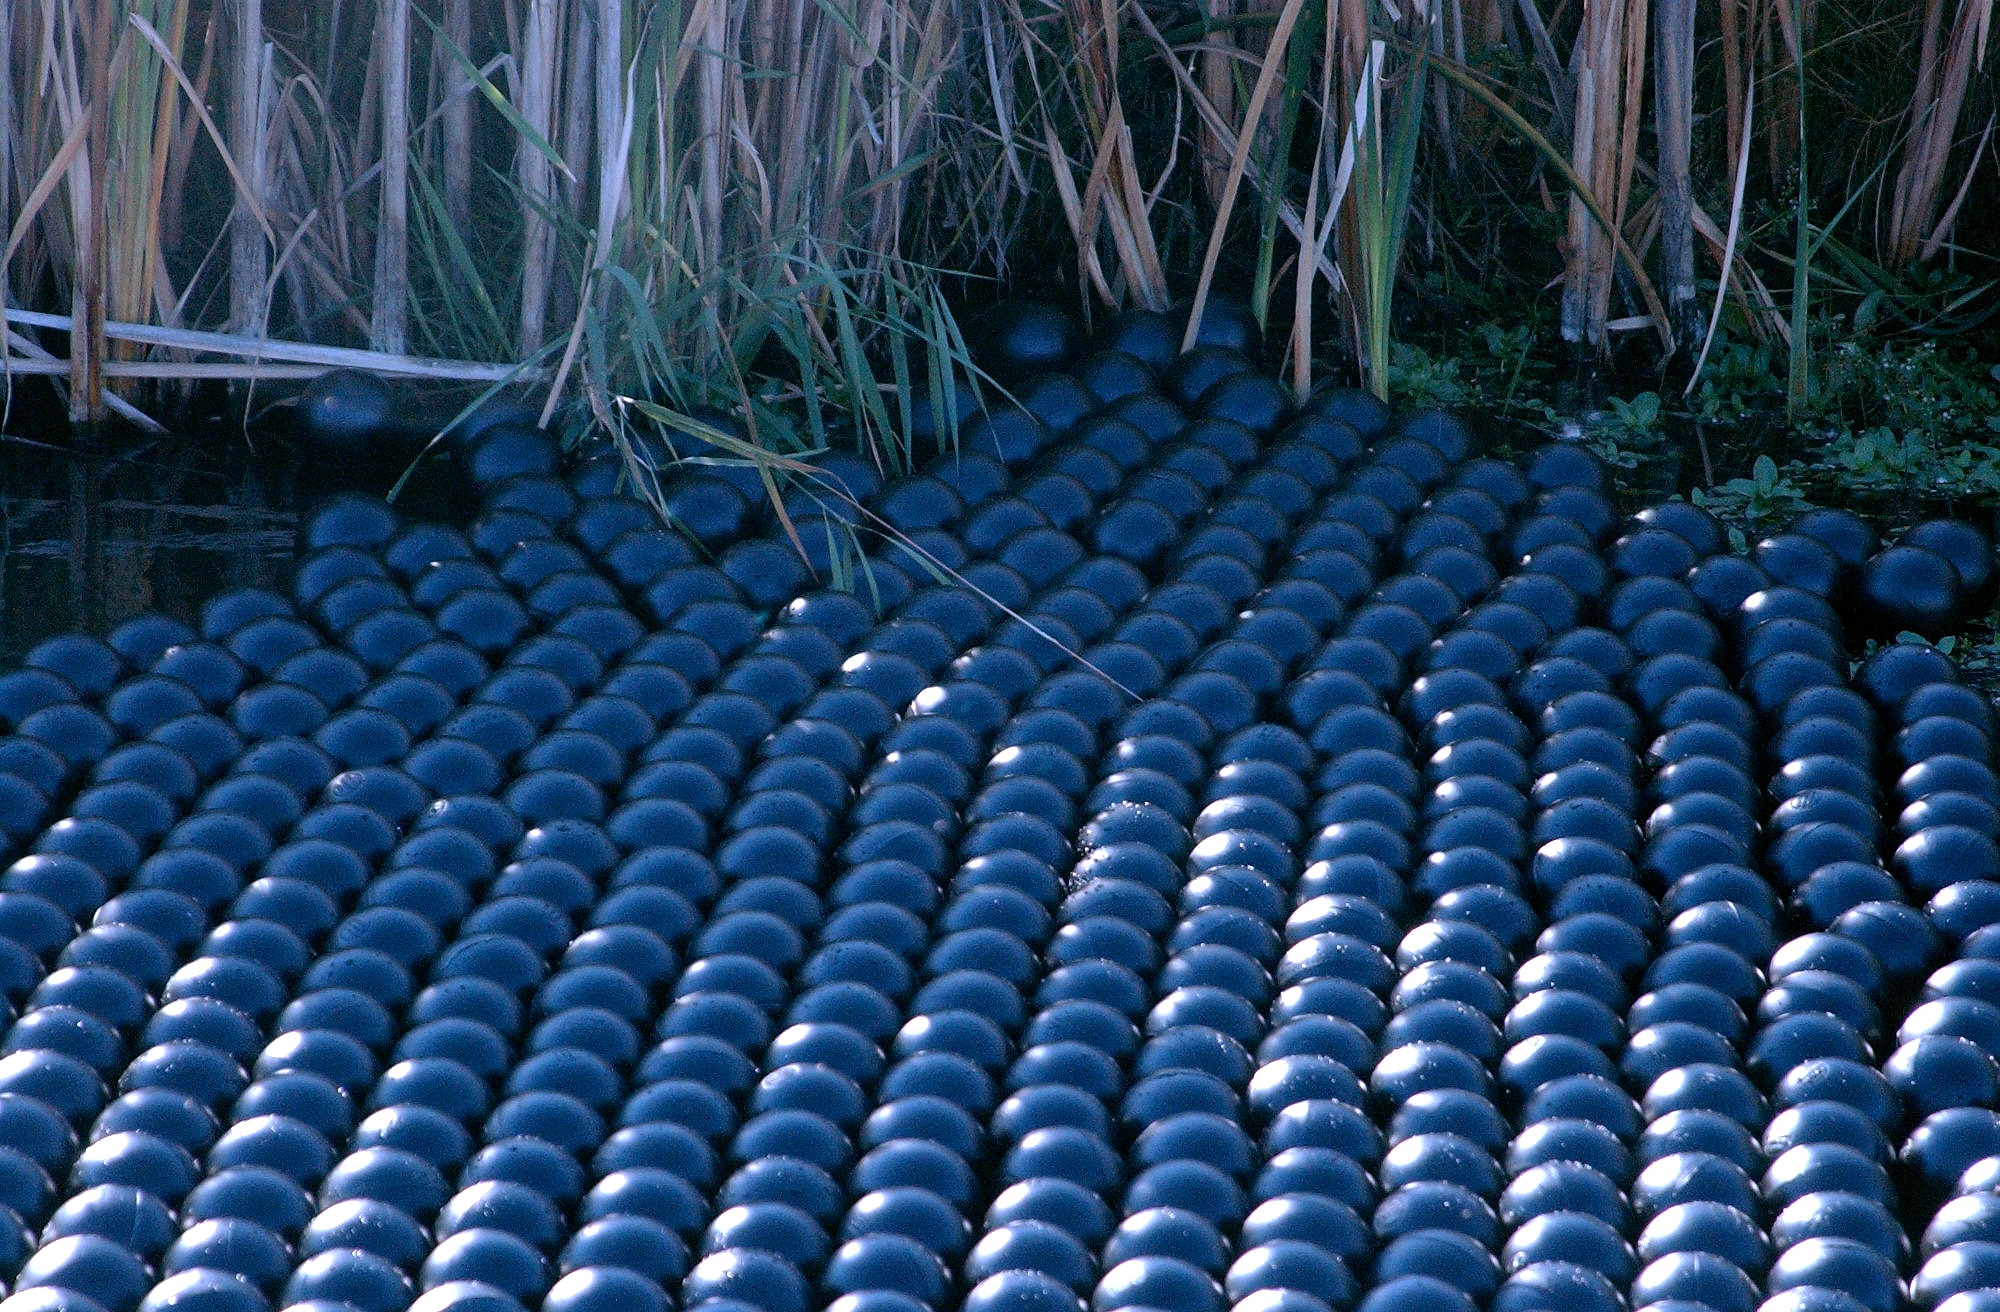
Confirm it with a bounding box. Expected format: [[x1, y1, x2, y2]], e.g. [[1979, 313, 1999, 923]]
[[0, 0, 1994, 494]]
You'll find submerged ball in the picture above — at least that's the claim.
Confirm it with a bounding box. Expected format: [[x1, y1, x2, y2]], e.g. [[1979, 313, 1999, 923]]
[[1860, 545, 1963, 638], [299, 370, 399, 455]]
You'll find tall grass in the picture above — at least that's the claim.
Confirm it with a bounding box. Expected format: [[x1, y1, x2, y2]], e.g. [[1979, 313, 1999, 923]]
[[1, 0, 1993, 438]]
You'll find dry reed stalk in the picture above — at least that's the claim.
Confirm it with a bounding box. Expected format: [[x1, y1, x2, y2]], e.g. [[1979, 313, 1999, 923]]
[[1182, 0, 1311, 353], [517, 0, 563, 355], [959, 0, 1034, 266], [1, 1, 15, 316], [72, 0, 117, 422], [1199, 0, 1241, 214], [542, 0, 596, 337], [266, 62, 358, 338], [1923, 112, 1993, 260], [1125, 0, 1346, 358], [1887, 0, 1994, 261], [1286, 0, 1342, 397], [1126, 0, 1338, 280], [18, 1, 87, 407], [690, 0, 725, 286], [372, 0, 411, 353], [561, 2, 595, 226], [536, 0, 627, 427], [228, 0, 269, 337], [1655, 0, 1696, 348], [156, 6, 214, 254], [2, 359, 343, 379], [1559, 0, 1649, 350], [1442, 0, 1502, 144], [1688, 47, 1759, 388], [1612, 0, 1647, 294], [595, 0, 625, 258], [14, 3, 85, 389], [1443, 0, 1466, 145], [1037, 0, 1169, 309], [1048, 0, 1125, 303], [1427, 2, 1457, 173], [1329, 0, 1367, 350], [1718, 0, 1745, 183], [1000, 0, 1106, 305], [136, 0, 191, 331], [133, 8, 286, 299], [1694, 203, 1786, 340], [9, 306, 547, 377]]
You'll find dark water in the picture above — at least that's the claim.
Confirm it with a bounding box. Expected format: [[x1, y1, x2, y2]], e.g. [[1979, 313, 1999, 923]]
[[0, 420, 471, 666], [0, 428, 300, 665]]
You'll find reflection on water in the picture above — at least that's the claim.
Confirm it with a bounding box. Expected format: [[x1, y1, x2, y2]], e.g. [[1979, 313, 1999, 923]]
[[0, 418, 472, 666], [0, 429, 301, 665]]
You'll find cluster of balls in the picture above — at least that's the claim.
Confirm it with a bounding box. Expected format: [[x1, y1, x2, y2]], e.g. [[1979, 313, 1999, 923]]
[[1682, 506, 1991, 645], [1851, 522, 1997, 642], [0, 295, 1996, 1312]]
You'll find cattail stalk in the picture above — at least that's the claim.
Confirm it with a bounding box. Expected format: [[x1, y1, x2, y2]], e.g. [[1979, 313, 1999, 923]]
[[517, 0, 560, 355], [73, 0, 115, 422], [372, 0, 410, 353], [1655, 0, 1696, 349], [227, 0, 268, 338]]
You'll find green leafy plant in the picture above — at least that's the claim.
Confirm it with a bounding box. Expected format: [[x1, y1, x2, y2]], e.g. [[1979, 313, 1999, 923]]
[[1386, 342, 1473, 410], [1693, 454, 1810, 537], [1818, 424, 2000, 501], [1384, 322, 1562, 430], [1604, 391, 1662, 438], [1691, 339, 1784, 424], [1472, 322, 1551, 425], [1583, 391, 1665, 469]]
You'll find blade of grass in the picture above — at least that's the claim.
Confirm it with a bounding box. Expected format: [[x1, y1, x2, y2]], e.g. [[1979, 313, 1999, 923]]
[[1253, 0, 1320, 333]]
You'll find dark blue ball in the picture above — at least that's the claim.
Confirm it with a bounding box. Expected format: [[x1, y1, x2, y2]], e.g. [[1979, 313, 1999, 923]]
[[963, 1271, 1088, 1312], [404, 1280, 530, 1312], [281, 1249, 416, 1312], [704, 1203, 830, 1268], [965, 1221, 1097, 1292], [1091, 1255, 1225, 1312], [818, 1234, 952, 1306], [419, 1228, 552, 1303], [557, 1217, 690, 1283], [1352, 1275, 1477, 1312], [680, 1248, 810, 1312], [178, 1168, 312, 1239], [162, 1218, 292, 1294], [300, 1198, 431, 1272], [984, 1178, 1115, 1247], [41, 1185, 177, 1260], [14, 1235, 154, 1312], [134, 1269, 270, 1312], [539, 1268, 668, 1312]]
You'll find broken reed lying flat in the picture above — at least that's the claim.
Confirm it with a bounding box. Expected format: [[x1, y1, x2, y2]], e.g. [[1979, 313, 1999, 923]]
[[1, 0, 1992, 436]]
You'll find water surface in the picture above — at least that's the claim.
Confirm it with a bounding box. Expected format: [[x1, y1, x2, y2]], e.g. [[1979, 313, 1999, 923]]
[[0, 421, 468, 665]]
